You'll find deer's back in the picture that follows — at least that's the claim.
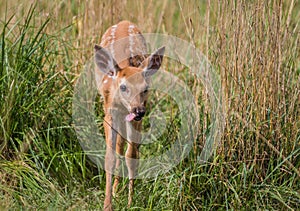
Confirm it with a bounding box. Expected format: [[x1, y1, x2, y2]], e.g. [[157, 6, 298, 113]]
[[100, 20, 147, 69]]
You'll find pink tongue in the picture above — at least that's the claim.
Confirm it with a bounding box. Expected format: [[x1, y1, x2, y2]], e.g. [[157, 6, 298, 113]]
[[125, 113, 136, 122]]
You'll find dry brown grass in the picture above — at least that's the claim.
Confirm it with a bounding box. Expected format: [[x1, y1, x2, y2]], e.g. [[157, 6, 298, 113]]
[[1, 0, 299, 209]]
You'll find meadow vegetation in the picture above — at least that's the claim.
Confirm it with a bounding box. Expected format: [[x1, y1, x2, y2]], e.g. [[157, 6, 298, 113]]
[[0, 0, 299, 210]]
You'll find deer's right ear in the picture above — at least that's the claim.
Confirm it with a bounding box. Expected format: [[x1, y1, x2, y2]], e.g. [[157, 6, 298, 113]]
[[94, 45, 120, 77]]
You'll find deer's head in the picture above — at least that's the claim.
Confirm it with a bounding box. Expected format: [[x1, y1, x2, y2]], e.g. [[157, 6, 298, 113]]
[[95, 45, 165, 121]]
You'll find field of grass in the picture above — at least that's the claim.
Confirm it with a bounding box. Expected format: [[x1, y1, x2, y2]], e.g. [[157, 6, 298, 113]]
[[0, 0, 299, 210]]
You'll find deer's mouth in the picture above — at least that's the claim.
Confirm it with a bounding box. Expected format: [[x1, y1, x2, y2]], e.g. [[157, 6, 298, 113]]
[[125, 106, 146, 122], [125, 112, 143, 122]]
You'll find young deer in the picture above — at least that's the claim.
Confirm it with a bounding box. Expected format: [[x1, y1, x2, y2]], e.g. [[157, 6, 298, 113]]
[[94, 20, 165, 210]]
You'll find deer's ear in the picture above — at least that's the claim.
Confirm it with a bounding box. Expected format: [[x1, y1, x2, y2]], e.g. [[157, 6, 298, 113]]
[[94, 45, 120, 77], [142, 46, 165, 77]]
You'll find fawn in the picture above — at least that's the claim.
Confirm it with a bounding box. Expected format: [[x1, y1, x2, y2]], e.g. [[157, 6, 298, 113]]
[[94, 20, 165, 210]]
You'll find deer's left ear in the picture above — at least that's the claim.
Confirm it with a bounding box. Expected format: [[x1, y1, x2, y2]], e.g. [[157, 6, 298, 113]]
[[142, 46, 165, 77], [94, 44, 120, 77]]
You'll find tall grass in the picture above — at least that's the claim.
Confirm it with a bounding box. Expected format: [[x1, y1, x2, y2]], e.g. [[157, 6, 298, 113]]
[[0, 0, 299, 210]]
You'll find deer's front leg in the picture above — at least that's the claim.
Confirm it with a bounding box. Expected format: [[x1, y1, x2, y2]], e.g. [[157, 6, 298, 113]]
[[104, 116, 117, 211], [112, 134, 125, 196], [125, 121, 141, 207]]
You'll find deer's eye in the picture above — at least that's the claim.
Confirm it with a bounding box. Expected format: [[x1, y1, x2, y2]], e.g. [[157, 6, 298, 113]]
[[120, 84, 127, 92]]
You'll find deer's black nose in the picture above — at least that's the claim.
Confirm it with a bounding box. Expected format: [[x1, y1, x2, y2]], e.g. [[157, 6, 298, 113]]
[[132, 106, 146, 121], [136, 107, 145, 117]]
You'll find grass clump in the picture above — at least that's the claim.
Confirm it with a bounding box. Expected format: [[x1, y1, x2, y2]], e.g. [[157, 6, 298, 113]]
[[0, 5, 99, 209]]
